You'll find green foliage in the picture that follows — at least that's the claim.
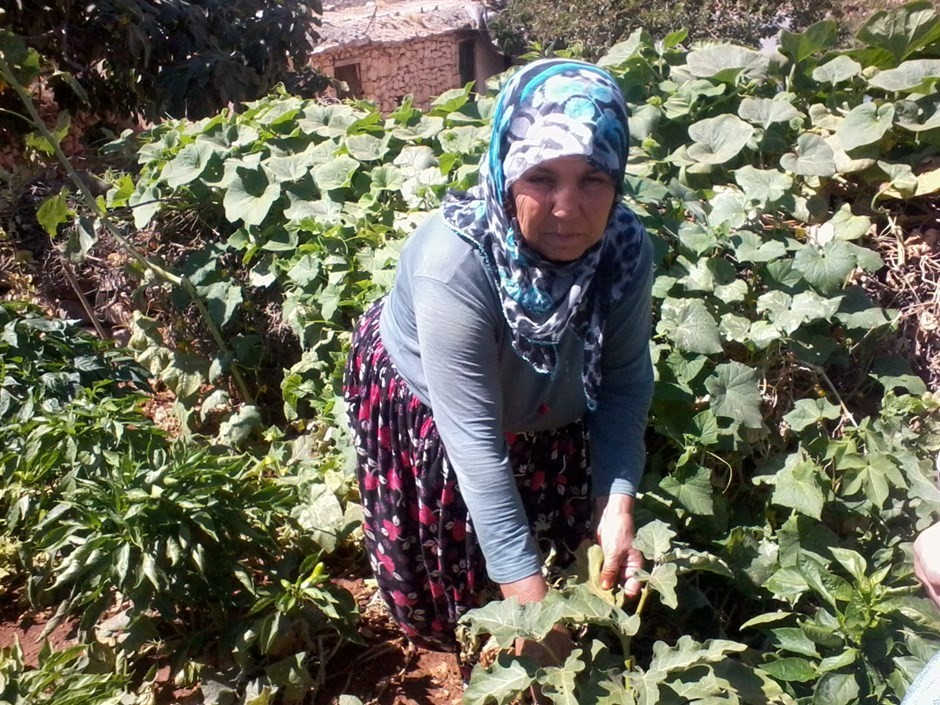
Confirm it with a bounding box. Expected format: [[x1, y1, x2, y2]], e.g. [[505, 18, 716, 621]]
[[0, 302, 360, 702], [487, 0, 847, 59], [0, 0, 324, 120], [0, 640, 130, 705], [123, 85, 489, 425], [455, 5, 940, 701]]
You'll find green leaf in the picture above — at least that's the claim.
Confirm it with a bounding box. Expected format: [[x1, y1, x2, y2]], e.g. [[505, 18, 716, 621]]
[[314, 154, 360, 190], [216, 405, 262, 447], [129, 184, 162, 228], [708, 189, 749, 229], [758, 289, 842, 334], [813, 672, 860, 705], [765, 567, 810, 602], [779, 20, 838, 63], [896, 99, 940, 132], [430, 86, 470, 113], [870, 355, 928, 394], [798, 554, 853, 607], [266, 652, 315, 695], [264, 141, 334, 182], [648, 563, 679, 609], [634, 519, 676, 562], [840, 453, 900, 508], [461, 592, 575, 647], [792, 240, 857, 294], [827, 204, 872, 241], [837, 103, 895, 151], [819, 648, 858, 673], [739, 611, 794, 630], [915, 168, 940, 196], [771, 627, 820, 658], [771, 455, 826, 520], [780, 133, 837, 177], [663, 28, 688, 49], [687, 115, 754, 165], [734, 166, 792, 206], [657, 298, 723, 355], [783, 398, 842, 432], [26, 111, 71, 155], [337, 696, 365, 705], [439, 125, 488, 156], [761, 657, 817, 682], [465, 654, 537, 705], [830, 547, 867, 584], [297, 104, 359, 137], [687, 45, 768, 81], [705, 361, 762, 428], [162, 142, 219, 188], [812, 55, 863, 84], [857, 1, 940, 65], [660, 464, 714, 516], [730, 230, 787, 263], [223, 167, 281, 226], [598, 30, 645, 67], [345, 134, 390, 162], [369, 165, 405, 191], [738, 97, 802, 129], [649, 635, 747, 673], [669, 545, 732, 578], [36, 188, 71, 237], [869, 58, 940, 92], [197, 281, 243, 329], [540, 649, 586, 705]]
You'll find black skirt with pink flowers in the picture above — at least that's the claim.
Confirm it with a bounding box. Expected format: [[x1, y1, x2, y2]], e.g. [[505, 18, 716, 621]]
[[342, 297, 593, 651]]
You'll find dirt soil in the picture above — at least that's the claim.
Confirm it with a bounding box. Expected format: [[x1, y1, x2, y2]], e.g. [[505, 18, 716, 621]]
[[319, 578, 464, 705]]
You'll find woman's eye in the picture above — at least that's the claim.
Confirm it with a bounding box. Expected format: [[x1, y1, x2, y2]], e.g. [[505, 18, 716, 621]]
[[525, 174, 553, 186], [583, 174, 611, 186]]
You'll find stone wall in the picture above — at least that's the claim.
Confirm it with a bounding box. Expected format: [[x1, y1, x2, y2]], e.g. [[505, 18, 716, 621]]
[[314, 33, 470, 113]]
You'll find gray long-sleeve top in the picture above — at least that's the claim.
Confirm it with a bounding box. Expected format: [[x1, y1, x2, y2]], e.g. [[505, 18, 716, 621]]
[[379, 212, 654, 584]]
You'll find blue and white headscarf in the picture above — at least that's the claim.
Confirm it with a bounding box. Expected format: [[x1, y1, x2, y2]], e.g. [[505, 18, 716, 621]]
[[441, 58, 646, 410]]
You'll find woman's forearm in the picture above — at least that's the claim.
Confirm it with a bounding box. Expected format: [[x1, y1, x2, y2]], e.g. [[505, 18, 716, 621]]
[[500, 571, 549, 603]]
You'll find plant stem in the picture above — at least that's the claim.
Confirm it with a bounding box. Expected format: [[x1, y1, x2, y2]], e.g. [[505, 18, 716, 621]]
[[798, 360, 858, 428], [0, 54, 255, 405], [50, 237, 108, 338]]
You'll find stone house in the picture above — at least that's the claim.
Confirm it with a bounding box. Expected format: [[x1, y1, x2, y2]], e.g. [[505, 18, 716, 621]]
[[311, 0, 508, 113]]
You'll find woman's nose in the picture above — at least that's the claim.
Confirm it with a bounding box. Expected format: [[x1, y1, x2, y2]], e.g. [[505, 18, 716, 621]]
[[552, 184, 580, 219]]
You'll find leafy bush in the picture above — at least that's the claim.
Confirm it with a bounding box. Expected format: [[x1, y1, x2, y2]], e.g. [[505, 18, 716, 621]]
[[0, 302, 360, 702], [0, 0, 324, 121], [0, 640, 130, 705], [0, 302, 159, 538], [116, 86, 490, 429], [486, 0, 847, 60]]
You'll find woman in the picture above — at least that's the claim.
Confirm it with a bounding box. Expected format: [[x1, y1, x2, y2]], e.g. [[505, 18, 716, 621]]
[[343, 58, 653, 653]]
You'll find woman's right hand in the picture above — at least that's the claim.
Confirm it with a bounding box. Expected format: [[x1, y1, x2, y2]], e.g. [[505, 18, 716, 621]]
[[500, 573, 574, 666], [914, 521, 940, 608]]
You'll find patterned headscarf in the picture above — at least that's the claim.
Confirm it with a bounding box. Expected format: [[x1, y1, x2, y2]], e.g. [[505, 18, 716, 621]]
[[441, 58, 646, 411]]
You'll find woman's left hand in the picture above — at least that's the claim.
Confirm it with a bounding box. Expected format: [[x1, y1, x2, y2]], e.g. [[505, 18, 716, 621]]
[[594, 494, 643, 596]]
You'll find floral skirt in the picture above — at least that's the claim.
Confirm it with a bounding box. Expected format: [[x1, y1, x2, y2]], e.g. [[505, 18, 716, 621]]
[[343, 297, 593, 650]]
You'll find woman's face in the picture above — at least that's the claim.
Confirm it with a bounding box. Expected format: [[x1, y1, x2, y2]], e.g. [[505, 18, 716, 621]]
[[509, 155, 616, 262]]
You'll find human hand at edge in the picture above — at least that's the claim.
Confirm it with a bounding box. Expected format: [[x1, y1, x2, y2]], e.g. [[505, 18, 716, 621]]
[[914, 520, 940, 609], [594, 494, 643, 596]]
